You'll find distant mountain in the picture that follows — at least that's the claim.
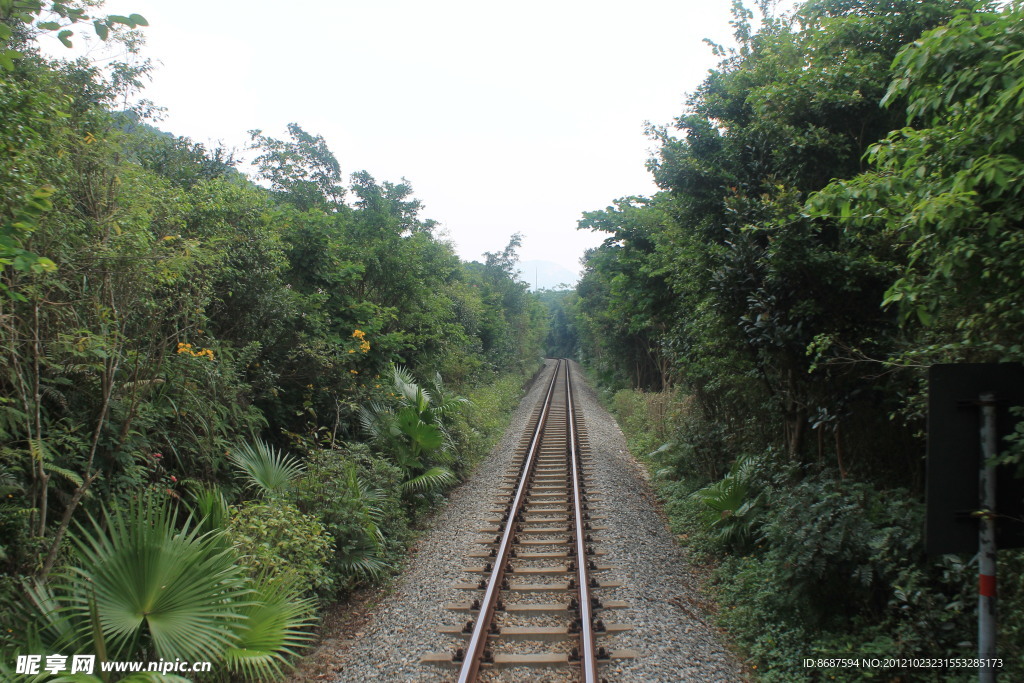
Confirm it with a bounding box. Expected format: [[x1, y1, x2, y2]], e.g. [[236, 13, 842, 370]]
[[516, 260, 578, 291]]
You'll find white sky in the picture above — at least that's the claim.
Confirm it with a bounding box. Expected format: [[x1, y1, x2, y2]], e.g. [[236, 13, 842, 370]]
[[43, 0, 757, 276]]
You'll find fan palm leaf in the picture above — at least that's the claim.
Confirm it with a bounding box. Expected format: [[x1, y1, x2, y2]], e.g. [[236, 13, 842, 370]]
[[358, 402, 397, 442], [223, 574, 315, 681], [391, 364, 430, 410], [228, 439, 305, 497], [23, 580, 80, 653], [336, 544, 391, 579], [424, 371, 470, 419], [395, 407, 443, 453], [54, 497, 249, 662], [692, 453, 762, 548]]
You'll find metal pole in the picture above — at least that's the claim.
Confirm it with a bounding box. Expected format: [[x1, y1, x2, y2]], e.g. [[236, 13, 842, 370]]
[[978, 392, 997, 683]]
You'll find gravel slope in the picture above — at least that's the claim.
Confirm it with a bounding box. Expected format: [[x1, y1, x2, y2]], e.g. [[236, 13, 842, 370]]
[[328, 360, 742, 682]]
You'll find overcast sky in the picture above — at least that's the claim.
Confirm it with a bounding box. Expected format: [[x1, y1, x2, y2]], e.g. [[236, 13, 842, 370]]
[[44, 0, 760, 277]]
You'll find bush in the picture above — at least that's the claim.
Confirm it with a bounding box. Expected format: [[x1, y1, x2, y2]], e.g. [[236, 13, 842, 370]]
[[610, 389, 672, 459], [610, 388, 750, 484], [293, 445, 408, 595], [228, 500, 333, 597], [714, 473, 982, 681], [449, 370, 526, 466]]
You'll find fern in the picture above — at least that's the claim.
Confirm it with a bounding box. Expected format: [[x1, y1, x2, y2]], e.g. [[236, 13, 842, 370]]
[[692, 452, 762, 549], [27, 438, 84, 486]]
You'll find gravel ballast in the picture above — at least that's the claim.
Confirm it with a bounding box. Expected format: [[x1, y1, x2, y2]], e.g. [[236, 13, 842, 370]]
[[328, 360, 742, 682]]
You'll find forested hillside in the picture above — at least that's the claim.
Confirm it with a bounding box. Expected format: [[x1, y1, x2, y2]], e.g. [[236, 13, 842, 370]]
[[0, 5, 546, 678], [569, 0, 1024, 679]]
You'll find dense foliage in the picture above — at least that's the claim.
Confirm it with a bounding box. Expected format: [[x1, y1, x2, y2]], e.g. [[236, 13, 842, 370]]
[[0, 5, 546, 678], [573, 0, 1024, 679]]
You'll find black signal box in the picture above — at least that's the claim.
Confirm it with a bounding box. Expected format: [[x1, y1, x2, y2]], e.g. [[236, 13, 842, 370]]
[[926, 363, 1024, 554]]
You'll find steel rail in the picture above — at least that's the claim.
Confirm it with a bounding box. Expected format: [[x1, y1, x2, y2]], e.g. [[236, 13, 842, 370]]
[[456, 359, 563, 683], [566, 360, 598, 683]]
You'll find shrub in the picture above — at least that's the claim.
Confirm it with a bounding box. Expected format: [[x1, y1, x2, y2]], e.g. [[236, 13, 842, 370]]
[[228, 500, 332, 597], [610, 389, 669, 459], [714, 472, 984, 681], [691, 451, 764, 552], [449, 371, 525, 466], [293, 445, 408, 594]]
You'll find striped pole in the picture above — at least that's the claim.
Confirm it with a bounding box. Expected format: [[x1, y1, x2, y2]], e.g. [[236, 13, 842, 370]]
[[978, 392, 997, 683]]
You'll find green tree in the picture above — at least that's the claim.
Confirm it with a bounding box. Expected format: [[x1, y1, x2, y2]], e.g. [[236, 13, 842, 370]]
[[576, 196, 675, 389], [249, 123, 344, 211], [810, 1, 1024, 359], [0, 1, 147, 70], [635, 0, 963, 462], [0, 10, 552, 670]]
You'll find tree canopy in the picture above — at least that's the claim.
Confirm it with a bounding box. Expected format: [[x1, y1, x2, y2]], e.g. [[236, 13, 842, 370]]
[[570, 0, 1024, 677], [0, 9, 547, 675]]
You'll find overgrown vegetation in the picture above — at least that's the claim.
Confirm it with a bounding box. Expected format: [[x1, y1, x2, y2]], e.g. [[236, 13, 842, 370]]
[[571, 0, 1024, 679], [0, 4, 546, 678]]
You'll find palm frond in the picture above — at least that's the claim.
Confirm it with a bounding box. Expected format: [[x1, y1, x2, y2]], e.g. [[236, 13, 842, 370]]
[[345, 466, 387, 535], [395, 408, 442, 453], [425, 371, 471, 418], [187, 483, 229, 536], [390, 364, 419, 402], [228, 439, 305, 497], [400, 465, 456, 495], [359, 402, 396, 441], [427, 447, 456, 465], [430, 396, 471, 418], [692, 453, 762, 547], [336, 543, 391, 580], [223, 574, 315, 681], [23, 579, 84, 654], [56, 497, 250, 662]]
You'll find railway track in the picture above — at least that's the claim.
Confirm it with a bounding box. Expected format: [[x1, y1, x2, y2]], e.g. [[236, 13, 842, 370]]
[[423, 359, 635, 681]]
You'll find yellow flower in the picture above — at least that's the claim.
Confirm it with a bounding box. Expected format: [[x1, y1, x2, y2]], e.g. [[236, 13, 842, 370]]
[[350, 370, 359, 375]]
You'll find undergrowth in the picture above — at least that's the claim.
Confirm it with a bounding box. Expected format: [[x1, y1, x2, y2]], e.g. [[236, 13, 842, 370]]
[[602, 385, 1024, 682]]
